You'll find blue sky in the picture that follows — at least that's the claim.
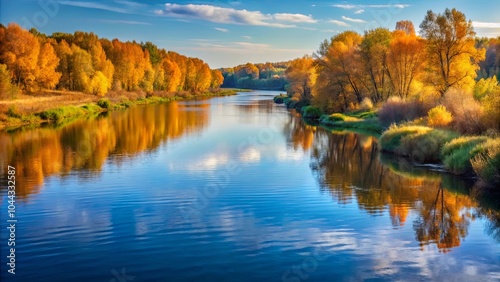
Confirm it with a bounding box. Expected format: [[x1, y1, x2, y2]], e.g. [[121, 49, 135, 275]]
[[1, 0, 499, 68]]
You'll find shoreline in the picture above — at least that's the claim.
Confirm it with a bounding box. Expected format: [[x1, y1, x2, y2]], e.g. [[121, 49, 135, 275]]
[[0, 89, 244, 131], [274, 95, 499, 190]]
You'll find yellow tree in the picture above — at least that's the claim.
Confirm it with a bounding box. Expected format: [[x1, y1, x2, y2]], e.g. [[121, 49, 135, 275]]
[[285, 55, 316, 102], [162, 59, 181, 92], [386, 27, 426, 99], [54, 40, 73, 90], [314, 31, 364, 112], [210, 69, 224, 90], [360, 28, 392, 102], [419, 8, 485, 96], [0, 23, 40, 89], [35, 41, 61, 90], [90, 42, 114, 92]]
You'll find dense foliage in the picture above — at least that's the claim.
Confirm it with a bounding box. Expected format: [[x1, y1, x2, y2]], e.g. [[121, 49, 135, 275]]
[[220, 62, 289, 90], [0, 23, 224, 98]]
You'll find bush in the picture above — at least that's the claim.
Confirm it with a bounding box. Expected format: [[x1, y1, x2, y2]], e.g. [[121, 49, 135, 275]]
[[379, 125, 432, 153], [97, 98, 111, 109], [471, 138, 500, 187], [441, 136, 488, 174], [7, 106, 21, 118], [284, 97, 308, 110], [396, 129, 458, 163], [302, 106, 322, 119], [443, 88, 484, 134], [360, 97, 373, 110], [378, 97, 428, 127], [480, 86, 500, 132], [39, 106, 84, 122], [273, 94, 288, 104], [427, 105, 453, 127]]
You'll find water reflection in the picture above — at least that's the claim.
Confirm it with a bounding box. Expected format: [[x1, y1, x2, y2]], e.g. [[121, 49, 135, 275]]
[[293, 121, 499, 252], [0, 102, 209, 199]]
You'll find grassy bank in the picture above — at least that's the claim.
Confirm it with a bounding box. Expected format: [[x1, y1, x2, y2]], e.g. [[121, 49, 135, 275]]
[[274, 94, 500, 188], [0, 89, 241, 130]]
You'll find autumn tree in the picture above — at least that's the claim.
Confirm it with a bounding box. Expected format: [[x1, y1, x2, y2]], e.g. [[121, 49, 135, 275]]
[[0, 23, 40, 90], [35, 41, 61, 90], [419, 8, 485, 96], [386, 24, 426, 99], [210, 69, 224, 90], [395, 20, 415, 35], [285, 55, 316, 102], [360, 28, 392, 102], [314, 31, 364, 112]]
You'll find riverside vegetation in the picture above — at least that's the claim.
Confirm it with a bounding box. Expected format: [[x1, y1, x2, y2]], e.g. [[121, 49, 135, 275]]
[[0, 22, 233, 128], [274, 9, 500, 189]]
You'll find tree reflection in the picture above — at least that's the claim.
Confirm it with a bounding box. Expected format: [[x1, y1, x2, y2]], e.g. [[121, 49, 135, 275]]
[[0, 101, 209, 199], [413, 186, 472, 252], [306, 125, 491, 251]]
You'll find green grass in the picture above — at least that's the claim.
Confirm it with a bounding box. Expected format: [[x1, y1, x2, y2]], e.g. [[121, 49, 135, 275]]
[[379, 125, 433, 153], [396, 128, 458, 163], [441, 136, 489, 174], [317, 110, 382, 134], [301, 105, 322, 119], [470, 138, 500, 187]]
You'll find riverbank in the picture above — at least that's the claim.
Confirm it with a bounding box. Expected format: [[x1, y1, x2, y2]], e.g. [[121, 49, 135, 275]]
[[0, 89, 243, 130], [274, 94, 500, 190]]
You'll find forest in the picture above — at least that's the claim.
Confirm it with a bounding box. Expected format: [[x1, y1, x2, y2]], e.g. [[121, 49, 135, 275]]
[[219, 62, 290, 90], [280, 9, 499, 188], [0, 23, 224, 98]]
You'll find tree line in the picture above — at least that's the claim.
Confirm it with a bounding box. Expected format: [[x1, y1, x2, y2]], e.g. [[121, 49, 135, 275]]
[[0, 23, 224, 98], [285, 9, 499, 117], [220, 61, 290, 90]]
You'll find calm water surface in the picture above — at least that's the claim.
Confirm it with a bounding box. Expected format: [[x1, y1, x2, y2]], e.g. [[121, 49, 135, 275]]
[[1, 91, 499, 281]]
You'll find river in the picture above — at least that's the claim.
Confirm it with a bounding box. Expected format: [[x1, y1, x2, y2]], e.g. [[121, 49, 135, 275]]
[[1, 90, 499, 281]]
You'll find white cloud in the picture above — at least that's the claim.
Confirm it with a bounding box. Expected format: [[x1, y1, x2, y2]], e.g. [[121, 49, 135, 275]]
[[333, 4, 410, 9], [215, 27, 229, 32], [59, 1, 130, 13], [333, 4, 356, 9], [99, 19, 151, 25], [354, 9, 364, 14], [342, 15, 366, 23], [273, 13, 317, 23], [242, 35, 252, 40], [473, 21, 500, 28], [329, 19, 350, 27], [158, 3, 317, 28]]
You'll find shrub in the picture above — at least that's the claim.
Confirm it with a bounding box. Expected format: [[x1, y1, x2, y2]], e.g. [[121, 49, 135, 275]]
[[97, 98, 111, 109], [378, 98, 428, 127], [273, 94, 288, 104], [441, 136, 488, 174], [471, 138, 500, 187], [427, 105, 453, 127], [379, 125, 432, 153], [39, 106, 84, 122], [396, 129, 458, 163], [360, 97, 373, 110], [480, 86, 500, 132], [285, 97, 308, 110], [7, 106, 21, 118], [302, 106, 322, 119], [443, 88, 484, 134]]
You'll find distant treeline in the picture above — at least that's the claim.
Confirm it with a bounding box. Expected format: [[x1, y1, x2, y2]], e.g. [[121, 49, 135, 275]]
[[219, 62, 290, 90], [0, 23, 223, 98]]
